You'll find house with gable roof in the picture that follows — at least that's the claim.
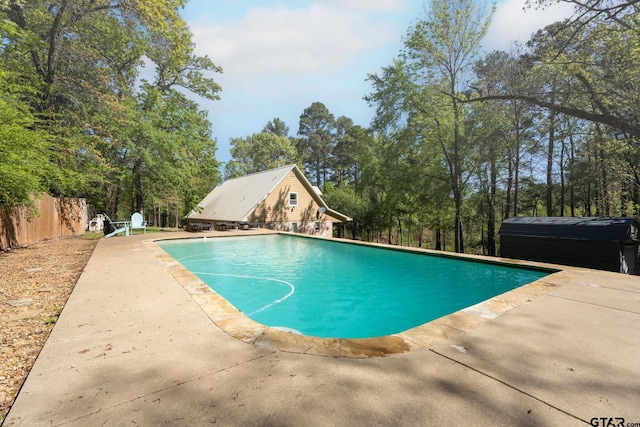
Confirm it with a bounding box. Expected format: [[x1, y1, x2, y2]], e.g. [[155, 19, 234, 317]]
[[186, 164, 351, 237]]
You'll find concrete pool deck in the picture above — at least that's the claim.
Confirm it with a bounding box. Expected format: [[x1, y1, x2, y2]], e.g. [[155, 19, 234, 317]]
[[4, 230, 640, 426]]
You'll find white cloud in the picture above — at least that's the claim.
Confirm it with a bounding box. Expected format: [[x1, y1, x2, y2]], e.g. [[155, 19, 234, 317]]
[[182, 1, 418, 160], [484, 0, 575, 51], [309, 0, 409, 13], [190, 4, 394, 85]]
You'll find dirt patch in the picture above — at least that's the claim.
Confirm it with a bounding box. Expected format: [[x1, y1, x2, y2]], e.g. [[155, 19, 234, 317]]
[[0, 237, 97, 422]]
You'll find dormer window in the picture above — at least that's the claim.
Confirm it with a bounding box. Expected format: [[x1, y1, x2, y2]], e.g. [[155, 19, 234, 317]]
[[289, 192, 298, 206]]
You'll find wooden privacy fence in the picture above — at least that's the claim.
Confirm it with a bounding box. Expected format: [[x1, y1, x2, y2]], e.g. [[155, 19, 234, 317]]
[[0, 194, 87, 250]]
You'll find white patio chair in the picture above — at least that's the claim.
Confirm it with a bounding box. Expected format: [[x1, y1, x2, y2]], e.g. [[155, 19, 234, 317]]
[[130, 212, 147, 234]]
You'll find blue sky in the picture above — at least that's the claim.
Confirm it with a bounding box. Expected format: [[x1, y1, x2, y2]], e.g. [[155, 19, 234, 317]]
[[179, 0, 573, 164]]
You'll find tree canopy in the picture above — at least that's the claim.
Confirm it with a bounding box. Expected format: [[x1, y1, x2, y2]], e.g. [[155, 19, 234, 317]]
[[225, 129, 297, 179], [0, 0, 222, 224], [466, 1, 640, 139], [221, 0, 640, 253], [3, 0, 639, 252]]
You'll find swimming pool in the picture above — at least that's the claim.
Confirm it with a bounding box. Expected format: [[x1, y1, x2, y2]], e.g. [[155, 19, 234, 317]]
[[159, 234, 550, 339]]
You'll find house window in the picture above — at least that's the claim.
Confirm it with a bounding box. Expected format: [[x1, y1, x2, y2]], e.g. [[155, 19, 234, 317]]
[[289, 192, 298, 206]]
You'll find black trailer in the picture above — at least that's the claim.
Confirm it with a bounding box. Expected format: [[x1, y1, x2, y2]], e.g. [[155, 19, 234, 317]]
[[498, 217, 640, 275]]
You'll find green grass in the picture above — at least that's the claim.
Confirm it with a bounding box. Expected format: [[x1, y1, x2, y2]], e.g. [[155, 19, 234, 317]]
[[130, 226, 180, 234], [84, 226, 181, 239], [83, 231, 103, 239], [42, 307, 62, 325]]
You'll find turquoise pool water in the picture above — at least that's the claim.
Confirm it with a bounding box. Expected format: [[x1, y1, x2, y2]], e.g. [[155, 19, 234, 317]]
[[159, 235, 549, 339]]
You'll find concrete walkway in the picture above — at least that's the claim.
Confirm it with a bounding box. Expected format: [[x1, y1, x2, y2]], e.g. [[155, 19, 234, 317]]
[[4, 232, 640, 426]]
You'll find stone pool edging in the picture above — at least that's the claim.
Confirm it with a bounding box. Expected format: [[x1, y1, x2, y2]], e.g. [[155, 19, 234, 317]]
[[145, 234, 584, 358]]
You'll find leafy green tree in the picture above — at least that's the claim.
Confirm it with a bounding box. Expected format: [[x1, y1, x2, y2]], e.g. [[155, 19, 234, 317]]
[[527, 0, 640, 33], [474, 49, 537, 219], [225, 132, 297, 178], [322, 183, 362, 239], [0, 68, 52, 210], [297, 102, 335, 188], [330, 116, 354, 186], [263, 117, 289, 137], [124, 86, 219, 216], [469, 2, 640, 138], [332, 124, 373, 191], [1, 0, 207, 111], [0, 0, 222, 218], [465, 100, 506, 255], [524, 24, 577, 216], [400, 0, 494, 252]]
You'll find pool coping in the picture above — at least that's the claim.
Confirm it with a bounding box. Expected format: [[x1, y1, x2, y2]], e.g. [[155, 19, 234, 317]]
[[146, 232, 585, 358]]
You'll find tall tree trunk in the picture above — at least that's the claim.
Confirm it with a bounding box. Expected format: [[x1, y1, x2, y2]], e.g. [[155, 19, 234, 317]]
[[569, 132, 576, 216], [133, 159, 144, 213], [452, 96, 464, 253], [504, 147, 513, 220], [595, 125, 610, 216], [513, 141, 520, 218], [315, 155, 321, 188], [113, 184, 121, 219], [322, 154, 328, 189], [586, 140, 593, 216], [546, 111, 556, 216], [454, 190, 464, 253], [620, 183, 628, 216], [600, 145, 610, 215], [513, 105, 521, 218], [487, 156, 497, 256], [560, 137, 565, 217]]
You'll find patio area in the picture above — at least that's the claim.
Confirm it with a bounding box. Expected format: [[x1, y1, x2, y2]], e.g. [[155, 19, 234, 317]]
[[4, 230, 640, 426]]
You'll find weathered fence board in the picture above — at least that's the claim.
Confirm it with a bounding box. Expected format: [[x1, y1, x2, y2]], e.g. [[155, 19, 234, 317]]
[[0, 194, 87, 250]]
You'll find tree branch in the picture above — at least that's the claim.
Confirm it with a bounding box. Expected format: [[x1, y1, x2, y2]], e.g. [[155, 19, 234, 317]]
[[574, 72, 609, 116], [456, 94, 640, 139]]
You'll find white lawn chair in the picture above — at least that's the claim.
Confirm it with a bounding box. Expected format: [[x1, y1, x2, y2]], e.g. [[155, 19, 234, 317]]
[[130, 212, 147, 234]]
